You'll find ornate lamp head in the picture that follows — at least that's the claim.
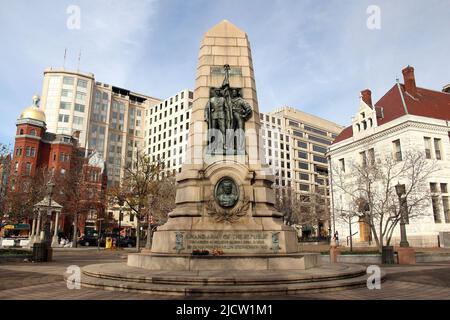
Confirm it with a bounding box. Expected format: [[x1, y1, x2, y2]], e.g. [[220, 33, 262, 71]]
[[395, 182, 406, 197]]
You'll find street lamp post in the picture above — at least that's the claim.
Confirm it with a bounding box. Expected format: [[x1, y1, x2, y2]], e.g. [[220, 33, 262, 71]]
[[97, 218, 104, 251], [117, 196, 125, 249], [395, 182, 410, 248]]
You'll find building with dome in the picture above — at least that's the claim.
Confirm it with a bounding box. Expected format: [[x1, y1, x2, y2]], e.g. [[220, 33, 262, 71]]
[[6, 95, 108, 239]]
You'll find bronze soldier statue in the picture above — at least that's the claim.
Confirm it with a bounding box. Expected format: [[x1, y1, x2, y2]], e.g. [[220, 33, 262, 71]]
[[230, 88, 252, 152], [204, 64, 252, 154], [204, 88, 227, 152], [230, 88, 252, 130]]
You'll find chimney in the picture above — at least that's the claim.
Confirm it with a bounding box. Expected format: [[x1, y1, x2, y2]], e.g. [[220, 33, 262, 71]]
[[361, 89, 372, 107], [402, 65, 417, 97]]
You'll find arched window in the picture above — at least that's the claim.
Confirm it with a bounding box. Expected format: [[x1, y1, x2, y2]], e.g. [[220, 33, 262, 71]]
[[19, 128, 24, 135], [30, 129, 36, 136], [356, 124, 361, 132], [362, 121, 367, 130], [368, 118, 373, 127]]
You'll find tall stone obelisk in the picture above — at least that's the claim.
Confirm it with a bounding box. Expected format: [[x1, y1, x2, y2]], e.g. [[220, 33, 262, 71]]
[[151, 20, 298, 254]]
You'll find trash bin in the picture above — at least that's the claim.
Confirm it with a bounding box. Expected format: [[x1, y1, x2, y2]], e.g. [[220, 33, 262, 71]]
[[32, 242, 48, 262], [382, 246, 395, 264], [105, 237, 112, 249], [46, 247, 53, 262]]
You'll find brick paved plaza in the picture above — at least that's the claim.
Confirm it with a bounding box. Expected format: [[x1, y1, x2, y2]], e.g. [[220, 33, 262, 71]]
[[0, 250, 449, 300]]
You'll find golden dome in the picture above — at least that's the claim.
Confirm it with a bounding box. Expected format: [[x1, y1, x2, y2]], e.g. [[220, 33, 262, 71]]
[[19, 95, 46, 122]]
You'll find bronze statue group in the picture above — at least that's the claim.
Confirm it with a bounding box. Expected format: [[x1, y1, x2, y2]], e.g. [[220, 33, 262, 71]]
[[204, 65, 252, 154]]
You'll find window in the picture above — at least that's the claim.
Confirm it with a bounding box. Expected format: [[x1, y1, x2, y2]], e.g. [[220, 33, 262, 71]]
[[313, 155, 327, 164], [19, 128, 24, 135], [74, 116, 84, 126], [299, 162, 309, 170], [312, 145, 327, 154], [25, 147, 35, 157], [59, 153, 69, 162], [289, 120, 299, 128], [368, 148, 375, 165], [360, 151, 367, 166], [432, 196, 441, 223], [308, 135, 332, 145], [77, 79, 88, 88], [393, 139, 402, 161], [424, 137, 432, 159], [30, 129, 36, 136], [58, 114, 70, 123], [442, 196, 450, 223], [299, 184, 310, 191], [61, 89, 73, 98], [293, 130, 303, 138], [430, 183, 438, 193], [300, 173, 309, 181], [339, 158, 345, 172], [298, 141, 308, 149], [63, 77, 74, 85], [74, 104, 85, 112], [304, 125, 327, 136], [298, 151, 308, 159], [60, 102, 71, 110], [25, 163, 32, 175], [76, 91, 86, 101], [434, 138, 442, 160]]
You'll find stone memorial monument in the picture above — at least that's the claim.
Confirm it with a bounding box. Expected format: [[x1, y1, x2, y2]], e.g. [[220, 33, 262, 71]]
[[140, 20, 300, 263], [80, 21, 375, 295]]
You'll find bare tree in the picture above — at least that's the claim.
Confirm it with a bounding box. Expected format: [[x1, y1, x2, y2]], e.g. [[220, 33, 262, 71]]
[[332, 150, 437, 252], [5, 166, 52, 223], [57, 149, 105, 247], [145, 175, 176, 248], [275, 185, 330, 237], [108, 153, 164, 251], [0, 143, 12, 215]]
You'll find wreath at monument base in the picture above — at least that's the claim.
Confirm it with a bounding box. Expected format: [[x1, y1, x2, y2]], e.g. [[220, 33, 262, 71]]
[[206, 196, 250, 223]]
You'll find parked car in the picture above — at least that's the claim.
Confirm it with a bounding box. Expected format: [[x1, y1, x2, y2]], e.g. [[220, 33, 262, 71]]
[[78, 235, 99, 247], [96, 234, 136, 248], [119, 236, 136, 248]]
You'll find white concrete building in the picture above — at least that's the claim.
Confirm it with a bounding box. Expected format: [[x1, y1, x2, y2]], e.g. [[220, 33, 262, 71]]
[[39, 68, 161, 186], [259, 107, 343, 236], [329, 66, 450, 247], [144, 89, 194, 175]]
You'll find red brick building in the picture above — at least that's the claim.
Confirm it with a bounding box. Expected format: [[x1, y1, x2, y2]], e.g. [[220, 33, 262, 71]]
[[7, 95, 107, 238]]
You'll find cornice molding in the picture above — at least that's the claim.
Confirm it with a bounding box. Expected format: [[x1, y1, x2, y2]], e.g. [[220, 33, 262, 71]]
[[329, 120, 450, 156], [14, 135, 42, 141]]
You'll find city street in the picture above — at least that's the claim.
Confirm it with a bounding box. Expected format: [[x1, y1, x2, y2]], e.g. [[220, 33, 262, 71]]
[[0, 250, 449, 300]]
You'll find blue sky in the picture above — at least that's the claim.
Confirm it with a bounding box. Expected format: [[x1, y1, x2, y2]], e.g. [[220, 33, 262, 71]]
[[0, 0, 449, 146]]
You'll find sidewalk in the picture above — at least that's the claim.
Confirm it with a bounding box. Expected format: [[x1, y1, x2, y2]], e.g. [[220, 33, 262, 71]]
[[298, 243, 450, 253]]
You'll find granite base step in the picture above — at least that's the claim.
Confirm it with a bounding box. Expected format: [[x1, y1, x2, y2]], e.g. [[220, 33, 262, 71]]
[[77, 262, 382, 296]]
